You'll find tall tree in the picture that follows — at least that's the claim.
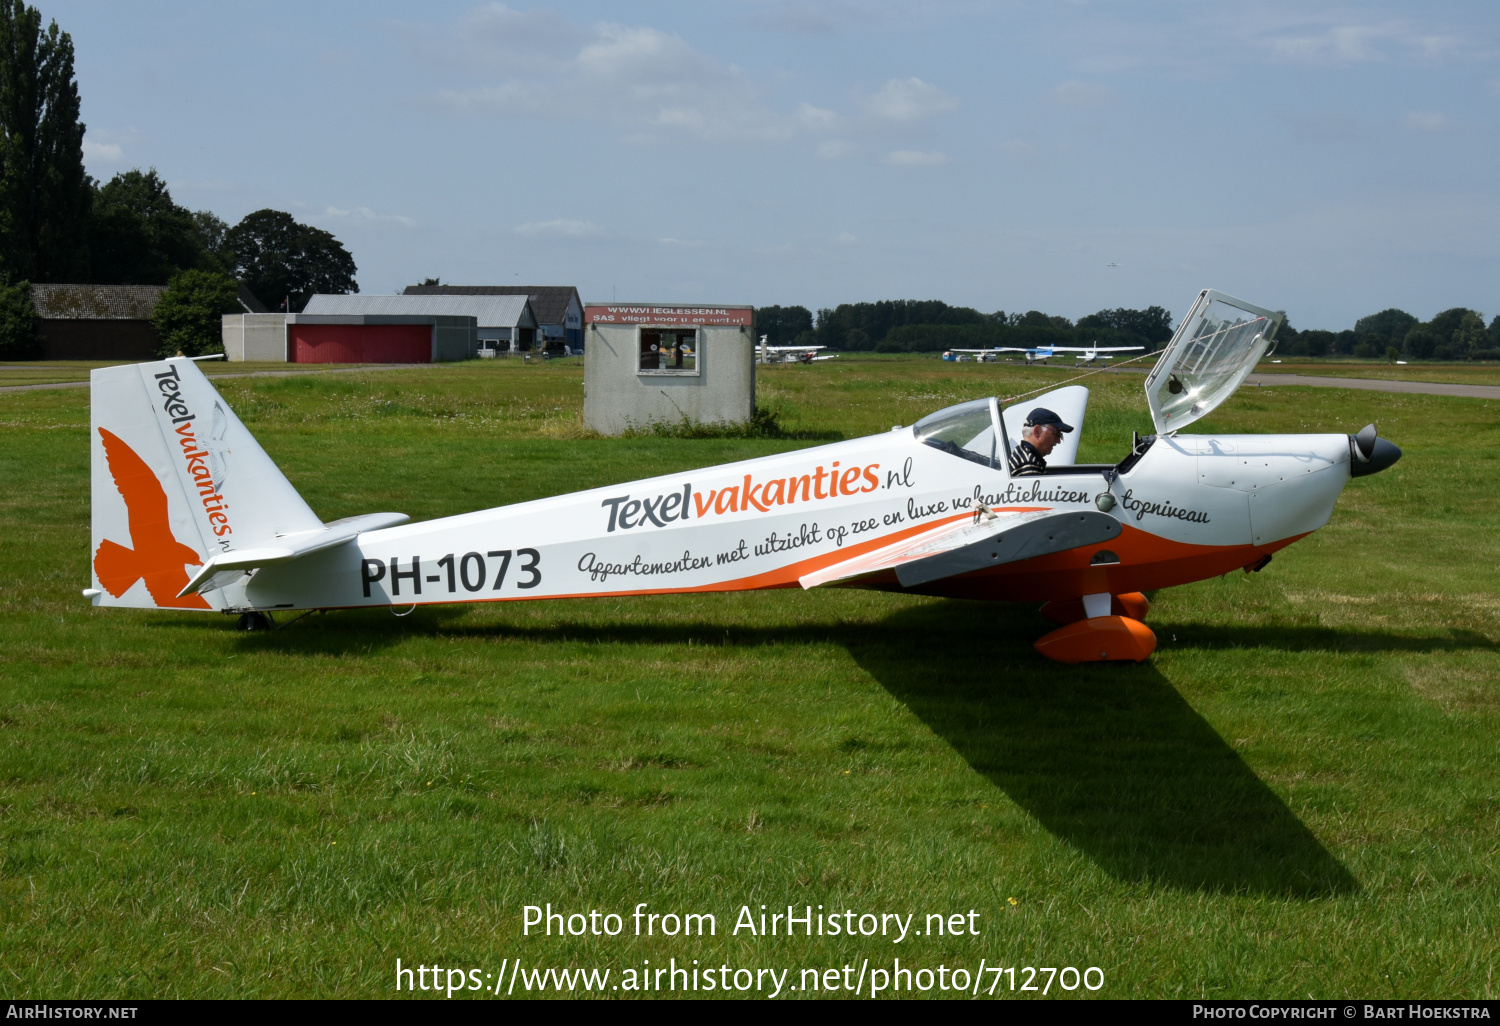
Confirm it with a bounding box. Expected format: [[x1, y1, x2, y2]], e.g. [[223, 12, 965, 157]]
[[1425, 307, 1481, 345], [0, 277, 38, 357], [151, 269, 240, 358], [0, 0, 90, 282], [191, 209, 231, 269], [1452, 311, 1488, 359], [225, 209, 357, 312], [87, 168, 206, 284], [1076, 306, 1175, 348], [754, 304, 813, 345], [814, 300, 986, 349], [1354, 308, 1417, 342]]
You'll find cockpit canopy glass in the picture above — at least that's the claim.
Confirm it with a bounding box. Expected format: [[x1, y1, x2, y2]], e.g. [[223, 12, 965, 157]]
[[913, 397, 1003, 470], [1145, 290, 1283, 434]]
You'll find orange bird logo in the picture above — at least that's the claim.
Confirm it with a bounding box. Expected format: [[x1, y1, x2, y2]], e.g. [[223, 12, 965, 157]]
[[93, 428, 212, 609]]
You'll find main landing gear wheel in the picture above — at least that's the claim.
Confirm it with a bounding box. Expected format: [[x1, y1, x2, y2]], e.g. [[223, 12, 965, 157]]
[[236, 612, 272, 632]]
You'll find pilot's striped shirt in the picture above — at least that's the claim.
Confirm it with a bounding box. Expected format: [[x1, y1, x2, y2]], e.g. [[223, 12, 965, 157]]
[[1008, 440, 1046, 477]]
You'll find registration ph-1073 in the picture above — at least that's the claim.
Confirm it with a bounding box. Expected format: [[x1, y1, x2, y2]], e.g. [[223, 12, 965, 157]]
[[361, 550, 541, 598]]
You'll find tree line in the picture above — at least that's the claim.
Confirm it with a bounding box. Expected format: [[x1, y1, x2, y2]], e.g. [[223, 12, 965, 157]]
[[1276, 308, 1500, 362], [757, 300, 1500, 362], [755, 302, 1176, 355], [0, 1, 357, 358]]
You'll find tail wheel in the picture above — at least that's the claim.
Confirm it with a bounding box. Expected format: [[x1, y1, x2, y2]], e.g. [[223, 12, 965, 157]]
[[236, 612, 272, 632]]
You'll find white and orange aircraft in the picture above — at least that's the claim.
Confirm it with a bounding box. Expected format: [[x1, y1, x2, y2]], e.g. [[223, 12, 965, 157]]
[[85, 290, 1399, 663]]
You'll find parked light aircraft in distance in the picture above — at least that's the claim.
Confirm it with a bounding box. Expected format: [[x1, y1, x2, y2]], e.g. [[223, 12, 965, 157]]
[[85, 289, 1400, 663], [758, 336, 836, 364], [943, 344, 1144, 365]]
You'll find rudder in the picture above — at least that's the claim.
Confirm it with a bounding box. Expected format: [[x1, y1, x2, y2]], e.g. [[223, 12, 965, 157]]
[[89, 358, 323, 610]]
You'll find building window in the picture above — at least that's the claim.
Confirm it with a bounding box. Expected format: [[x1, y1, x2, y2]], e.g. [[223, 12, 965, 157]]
[[639, 328, 698, 375]]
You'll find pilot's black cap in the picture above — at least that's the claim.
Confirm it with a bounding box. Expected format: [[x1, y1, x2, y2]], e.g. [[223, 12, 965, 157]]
[[1024, 407, 1074, 433]]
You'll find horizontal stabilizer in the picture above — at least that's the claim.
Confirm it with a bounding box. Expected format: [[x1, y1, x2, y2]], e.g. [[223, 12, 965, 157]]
[[800, 509, 1121, 591], [178, 511, 409, 596]]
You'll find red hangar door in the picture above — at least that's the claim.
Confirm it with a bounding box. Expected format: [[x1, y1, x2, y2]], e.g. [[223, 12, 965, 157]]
[[289, 324, 433, 363]]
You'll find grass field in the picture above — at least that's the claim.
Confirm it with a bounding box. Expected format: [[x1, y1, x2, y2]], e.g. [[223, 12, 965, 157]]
[[0, 361, 393, 389], [11, 353, 1500, 390], [2, 355, 1498, 999]]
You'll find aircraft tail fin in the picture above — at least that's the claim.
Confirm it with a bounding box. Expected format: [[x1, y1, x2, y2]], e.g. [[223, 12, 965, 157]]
[[89, 358, 328, 610]]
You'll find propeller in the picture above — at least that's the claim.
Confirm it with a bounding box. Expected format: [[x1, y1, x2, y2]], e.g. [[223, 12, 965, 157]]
[[1349, 423, 1401, 477]]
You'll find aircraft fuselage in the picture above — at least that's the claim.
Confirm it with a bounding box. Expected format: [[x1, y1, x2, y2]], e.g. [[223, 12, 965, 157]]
[[228, 428, 1356, 613]]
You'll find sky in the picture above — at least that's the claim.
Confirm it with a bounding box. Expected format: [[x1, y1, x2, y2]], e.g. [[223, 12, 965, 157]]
[[51, 0, 1500, 329]]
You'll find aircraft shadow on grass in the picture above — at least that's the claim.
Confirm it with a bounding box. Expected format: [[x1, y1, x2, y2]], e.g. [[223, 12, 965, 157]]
[[220, 599, 1500, 897], [841, 601, 1362, 899]]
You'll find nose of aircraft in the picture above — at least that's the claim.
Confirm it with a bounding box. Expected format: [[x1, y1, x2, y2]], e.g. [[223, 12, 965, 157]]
[[1349, 423, 1402, 477]]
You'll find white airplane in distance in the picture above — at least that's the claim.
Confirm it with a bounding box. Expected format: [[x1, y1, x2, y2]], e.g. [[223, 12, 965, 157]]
[[944, 344, 1145, 366], [758, 336, 837, 365], [84, 290, 1400, 664]]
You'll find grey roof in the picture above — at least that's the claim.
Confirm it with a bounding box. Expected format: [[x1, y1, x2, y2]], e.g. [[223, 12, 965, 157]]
[[302, 293, 535, 329], [402, 285, 579, 326], [31, 284, 163, 320]]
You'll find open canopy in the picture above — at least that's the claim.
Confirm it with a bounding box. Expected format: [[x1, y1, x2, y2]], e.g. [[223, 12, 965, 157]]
[[1144, 290, 1283, 434]]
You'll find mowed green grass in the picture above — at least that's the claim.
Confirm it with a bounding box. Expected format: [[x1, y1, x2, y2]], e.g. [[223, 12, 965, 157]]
[[1, 356, 1498, 999], [0, 361, 391, 389]]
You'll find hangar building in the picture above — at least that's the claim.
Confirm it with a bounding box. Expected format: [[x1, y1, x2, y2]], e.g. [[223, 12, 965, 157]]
[[302, 294, 537, 353], [223, 309, 477, 363], [34, 283, 271, 360], [583, 302, 754, 435], [403, 285, 583, 349], [32, 284, 163, 360]]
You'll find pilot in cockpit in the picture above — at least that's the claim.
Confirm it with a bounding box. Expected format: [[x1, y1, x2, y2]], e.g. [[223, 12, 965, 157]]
[[1008, 407, 1074, 476]]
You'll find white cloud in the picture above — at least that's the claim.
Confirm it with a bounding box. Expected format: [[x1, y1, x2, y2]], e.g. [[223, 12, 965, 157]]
[[454, 4, 589, 68], [999, 139, 1037, 155], [441, 19, 797, 143], [816, 139, 855, 160], [861, 77, 957, 122], [835, 231, 858, 245], [657, 237, 706, 247], [1270, 23, 1391, 63], [881, 149, 950, 166], [1264, 20, 1472, 66], [323, 205, 417, 228], [796, 102, 838, 129], [433, 12, 960, 149], [1054, 80, 1111, 107], [1405, 111, 1448, 132], [514, 219, 604, 238], [82, 139, 124, 163]]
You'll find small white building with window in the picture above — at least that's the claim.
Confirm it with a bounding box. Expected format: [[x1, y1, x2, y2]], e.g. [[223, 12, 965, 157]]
[[583, 303, 755, 435]]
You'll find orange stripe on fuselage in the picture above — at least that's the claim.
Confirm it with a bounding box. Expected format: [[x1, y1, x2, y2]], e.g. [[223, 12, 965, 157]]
[[900, 524, 1309, 603]]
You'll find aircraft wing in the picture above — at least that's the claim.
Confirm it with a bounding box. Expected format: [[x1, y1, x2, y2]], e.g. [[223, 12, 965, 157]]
[[1041, 346, 1144, 353], [799, 508, 1120, 590]]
